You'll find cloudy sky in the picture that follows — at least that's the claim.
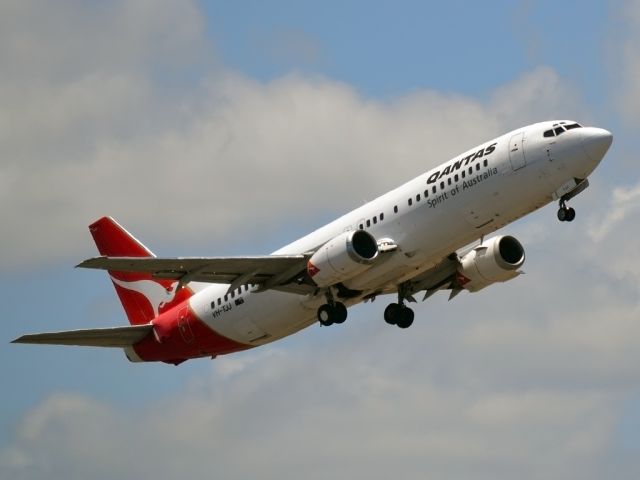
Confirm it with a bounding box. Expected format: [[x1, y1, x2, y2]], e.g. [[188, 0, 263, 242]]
[[2, 0, 640, 478]]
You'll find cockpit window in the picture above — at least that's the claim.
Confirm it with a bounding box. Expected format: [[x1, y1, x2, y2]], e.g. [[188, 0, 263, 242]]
[[543, 122, 582, 138]]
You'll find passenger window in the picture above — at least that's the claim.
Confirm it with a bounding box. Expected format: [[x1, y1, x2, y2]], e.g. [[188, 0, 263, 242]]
[[359, 223, 363, 230], [468, 167, 473, 174], [394, 205, 398, 213], [440, 181, 445, 190], [454, 174, 459, 182], [224, 294, 228, 302], [416, 194, 421, 202], [366, 219, 371, 227], [231, 290, 235, 298], [462, 171, 466, 178], [447, 178, 452, 186], [373, 216, 377, 224], [380, 212, 384, 221], [432, 186, 436, 194], [483, 159, 488, 167], [476, 164, 480, 171], [424, 189, 428, 197], [211, 301, 215, 309], [408, 198, 413, 206]]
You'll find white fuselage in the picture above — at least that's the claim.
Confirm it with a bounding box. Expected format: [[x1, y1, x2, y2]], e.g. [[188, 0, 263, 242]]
[[186, 121, 610, 348]]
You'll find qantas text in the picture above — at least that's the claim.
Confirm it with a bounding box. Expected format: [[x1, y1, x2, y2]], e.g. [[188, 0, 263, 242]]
[[426, 142, 497, 184]]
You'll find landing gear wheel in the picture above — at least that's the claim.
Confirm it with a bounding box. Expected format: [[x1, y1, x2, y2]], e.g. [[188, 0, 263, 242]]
[[317, 304, 334, 326], [317, 302, 348, 326], [557, 195, 577, 222], [565, 207, 576, 222], [333, 302, 347, 324], [396, 307, 414, 329], [384, 303, 414, 328], [557, 206, 576, 222], [557, 207, 567, 222], [384, 303, 401, 325]]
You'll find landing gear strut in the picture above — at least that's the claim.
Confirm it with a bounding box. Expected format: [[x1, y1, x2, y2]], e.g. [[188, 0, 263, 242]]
[[384, 283, 415, 329], [317, 289, 347, 326], [557, 199, 576, 222]]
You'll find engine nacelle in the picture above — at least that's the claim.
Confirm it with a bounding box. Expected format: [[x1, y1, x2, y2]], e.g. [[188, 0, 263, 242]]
[[457, 235, 525, 292], [307, 230, 379, 287]]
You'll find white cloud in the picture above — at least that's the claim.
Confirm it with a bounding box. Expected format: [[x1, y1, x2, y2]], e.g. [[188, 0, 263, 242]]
[[589, 182, 640, 241]]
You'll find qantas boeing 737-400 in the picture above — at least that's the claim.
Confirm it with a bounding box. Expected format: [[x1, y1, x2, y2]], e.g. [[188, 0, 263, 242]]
[[13, 120, 613, 365]]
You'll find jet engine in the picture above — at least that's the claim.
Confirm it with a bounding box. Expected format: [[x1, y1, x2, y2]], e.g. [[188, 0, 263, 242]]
[[456, 235, 525, 292], [307, 230, 379, 287]]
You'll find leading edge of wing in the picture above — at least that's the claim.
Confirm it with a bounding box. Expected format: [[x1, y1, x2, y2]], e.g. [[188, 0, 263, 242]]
[[11, 324, 153, 347]]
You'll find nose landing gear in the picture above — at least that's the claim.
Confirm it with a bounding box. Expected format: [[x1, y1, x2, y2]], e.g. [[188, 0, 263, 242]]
[[557, 199, 576, 222]]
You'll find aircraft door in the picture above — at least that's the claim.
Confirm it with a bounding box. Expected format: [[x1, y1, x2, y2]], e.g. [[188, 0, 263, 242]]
[[508, 132, 526, 170]]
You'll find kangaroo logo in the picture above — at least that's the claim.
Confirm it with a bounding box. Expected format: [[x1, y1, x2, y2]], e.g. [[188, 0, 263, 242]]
[[110, 276, 180, 316]]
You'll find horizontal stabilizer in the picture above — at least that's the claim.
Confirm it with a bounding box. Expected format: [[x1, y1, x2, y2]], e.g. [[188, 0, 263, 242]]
[[11, 324, 153, 347]]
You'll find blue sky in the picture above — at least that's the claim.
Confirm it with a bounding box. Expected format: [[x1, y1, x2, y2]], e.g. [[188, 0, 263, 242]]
[[2, 1, 640, 479], [205, 1, 611, 100]]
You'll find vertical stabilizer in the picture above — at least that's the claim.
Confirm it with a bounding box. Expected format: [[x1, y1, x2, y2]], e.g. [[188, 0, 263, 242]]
[[88, 217, 192, 325]]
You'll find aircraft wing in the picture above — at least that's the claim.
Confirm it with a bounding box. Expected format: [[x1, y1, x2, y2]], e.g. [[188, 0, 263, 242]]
[[11, 324, 153, 347], [77, 255, 313, 292]]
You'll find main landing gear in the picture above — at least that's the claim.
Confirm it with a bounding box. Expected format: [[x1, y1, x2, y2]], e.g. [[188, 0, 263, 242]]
[[384, 283, 415, 329], [317, 302, 347, 326], [317, 289, 347, 326], [316, 283, 416, 329], [557, 199, 576, 222], [384, 303, 414, 329]]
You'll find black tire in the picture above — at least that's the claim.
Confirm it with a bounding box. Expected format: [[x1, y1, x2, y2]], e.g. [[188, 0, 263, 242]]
[[333, 302, 348, 324], [396, 307, 414, 329], [565, 207, 576, 222], [557, 208, 567, 222], [384, 303, 401, 325], [317, 304, 334, 326]]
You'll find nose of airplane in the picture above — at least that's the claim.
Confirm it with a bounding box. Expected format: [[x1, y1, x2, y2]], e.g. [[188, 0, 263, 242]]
[[582, 127, 613, 162]]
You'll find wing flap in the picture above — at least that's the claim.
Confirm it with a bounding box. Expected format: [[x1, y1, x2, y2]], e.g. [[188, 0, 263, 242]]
[[11, 324, 153, 347]]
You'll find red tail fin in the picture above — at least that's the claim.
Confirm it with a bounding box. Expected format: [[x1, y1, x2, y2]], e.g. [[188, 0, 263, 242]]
[[88, 217, 192, 325]]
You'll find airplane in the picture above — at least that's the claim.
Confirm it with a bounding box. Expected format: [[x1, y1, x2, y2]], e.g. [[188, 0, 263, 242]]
[[12, 120, 613, 365]]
